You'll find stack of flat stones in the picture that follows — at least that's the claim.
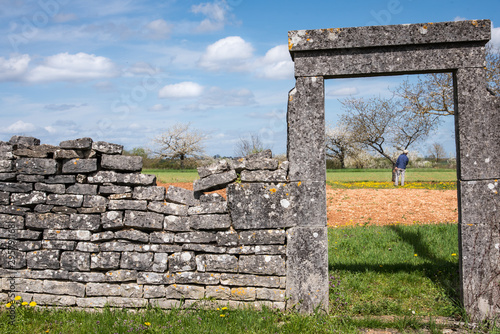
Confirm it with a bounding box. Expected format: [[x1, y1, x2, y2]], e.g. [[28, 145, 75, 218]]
[[0, 138, 289, 310]]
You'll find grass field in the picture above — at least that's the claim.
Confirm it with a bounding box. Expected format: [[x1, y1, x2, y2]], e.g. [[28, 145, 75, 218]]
[[3, 224, 495, 333]]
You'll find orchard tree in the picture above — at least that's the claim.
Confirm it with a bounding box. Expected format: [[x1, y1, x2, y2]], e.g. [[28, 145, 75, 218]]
[[234, 134, 265, 157], [325, 123, 358, 169], [152, 123, 207, 168], [427, 142, 447, 163]]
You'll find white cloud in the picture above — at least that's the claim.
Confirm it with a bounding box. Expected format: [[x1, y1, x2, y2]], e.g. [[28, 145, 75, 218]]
[[491, 26, 500, 49], [199, 36, 254, 71], [149, 104, 170, 112], [327, 87, 359, 97], [191, 1, 230, 32], [255, 44, 294, 80], [26, 52, 119, 83], [124, 62, 162, 76], [0, 54, 30, 82], [158, 81, 204, 98], [454, 16, 467, 21], [3, 120, 36, 133], [144, 19, 172, 39]]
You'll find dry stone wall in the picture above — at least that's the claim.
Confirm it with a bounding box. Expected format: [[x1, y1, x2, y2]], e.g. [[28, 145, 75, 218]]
[[0, 136, 296, 310]]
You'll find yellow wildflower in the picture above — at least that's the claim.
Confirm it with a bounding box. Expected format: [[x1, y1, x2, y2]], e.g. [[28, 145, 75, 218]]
[[144, 322, 151, 326], [6, 303, 11, 308], [221, 307, 228, 310], [22, 302, 28, 306], [14, 296, 22, 301], [220, 314, 226, 317], [29, 301, 37, 307]]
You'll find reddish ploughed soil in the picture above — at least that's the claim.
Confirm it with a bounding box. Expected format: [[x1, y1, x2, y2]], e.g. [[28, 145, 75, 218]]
[[157, 182, 458, 227]]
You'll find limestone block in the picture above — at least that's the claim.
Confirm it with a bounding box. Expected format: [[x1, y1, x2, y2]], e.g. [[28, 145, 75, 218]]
[[120, 252, 153, 271], [108, 199, 147, 211], [35, 293, 76, 306], [196, 254, 238, 273], [90, 231, 115, 242], [1, 249, 26, 269], [286, 226, 328, 313], [151, 252, 169, 272], [133, 186, 165, 201], [114, 229, 149, 243], [16, 175, 44, 183], [287, 76, 325, 182], [62, 159, 97, 174], [244, 159, 279, 171], [35, 183, 65, 194], [165, 284, 204, 299], [99, 185, 132, 194], [69, 272, 107, 283], [150, 299, 182, 309], [230, 287, 256, 301], [66, 184, 98, 195], [197, 160, 231, 179], [69, 214, 100, 231], [116, 173, 156, 186], [227, 183, 293, 230], [148, 201, 188, 215], [216, 230, 239, 248], [107, 297, 148, 308], [47, 194, 84, 208], [182, 244, 227, 254], [239, 230, 286, 245], [166, 186, 199, 206], [191, 214, 231, 230], [0, 182, 32, 193], [91, 141, 123, 155], [75, 242, 99, 253], [239, 255, 285, 276], [0, 173, 15, 181], [101, 211, 124, 230], [78, 207, 107, 214], [109, 193, 133, 200], [240, 169, 287, 183], [7, 136, 35, 146], [199, 193, 225, 203], [27, 250, 60, 269], [175, 272, 220, 285], [104, 270, 137, 282], [144, 285, 165, 298], [26, 213, 70, 229], [43, 229, 91, 241], [136, 244, 179, 254], [188, 202, 227, 215], [0, 228, 41, 240], [61, 251, 90, 271], [169, 252, 196, 272], [193, 170, 237, 192], [227, 245, 286, 255], [0, 151, 14, 160], [137, 272, 175, 285], [76, 297, 108, 308], [0, 214, 24, 229], [101, 155, 143, 171], [0, 192, 8, 204], [174, 231, 216, 244], [16, 158, 58, 175], [220, 274, 281, 288], [0, 160, 14, 172], [0, 205, 30, 215], [91, 252, 121, 270], [42, 240, 76, 250], [460, 180, 500, 225], [123, 210, 163, 231], [16, 241, 42, 251], [51, 206, 77, 214], [206, 285, 231, 299], [88, 171, 119, 184], [256, 288, 285, 302], [19, 269, 69, 280], [45, 175, 76, 184], [59, 138, 92, 149], [150, 231, 175, 244], [53, 149, 81, 159], [99, 241, 135, 252]]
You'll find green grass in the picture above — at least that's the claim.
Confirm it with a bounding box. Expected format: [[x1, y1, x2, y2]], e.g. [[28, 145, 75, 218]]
[[143, 169, 199, 183]]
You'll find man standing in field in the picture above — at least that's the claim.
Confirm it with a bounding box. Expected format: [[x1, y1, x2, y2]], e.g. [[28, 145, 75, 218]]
[[394, 150, 409, 186]]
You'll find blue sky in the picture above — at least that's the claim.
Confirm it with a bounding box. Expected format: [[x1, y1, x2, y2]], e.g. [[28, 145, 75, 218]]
[[1, 0, 499, 157]]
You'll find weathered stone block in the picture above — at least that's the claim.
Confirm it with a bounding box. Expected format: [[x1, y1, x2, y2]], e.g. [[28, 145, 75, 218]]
[[166, 186, 199, 206], [77, 207, 106, 214], [182, 244, 227, 253], [0, 205, 30, 215], [66, 184, 98, 195], [144, 285, 165, 298], [191, 214, 231, 230], [175, 272, 220, 285], [256, 288, 285, 302], [90, 231, 115, 242], [174, 231, 216, 244], [44, 229, 91, 241], [0, 214, 24, 229], [99, 185, 132, 194], [196, 254, 238, 273], [123, 210, 163, 230], [120, 252, 153, 271], [114, 229, 149, 243], [169, 252, 196, 272], [42, 280, 85, 297], [164, 216, 190, 231], [17, 174, 45, 183], [117, 173, 156, 186], [193, 170, 237, 192], [1, 249, 26, 269], [206, 285, 231, 299], [108, 193, 132, 200], [69, 214, 100, 231], [101, 211, 124, 230], [91, 252, 121, 270], [51, 206, 77, 214], [0, 160, 14, 172], [75, 242, 99, 252], [245, 158, 279, 171], [239, 255, 285, 276], [119, 283, 143, 298], [19, 269, 68, 280], [188, 201, 227, 215], [151, 252, 169, 272], [86, 282, 122, 296], [42, 240, 76, 250], [16, 240, 42, 251], [0, 173, 15, 181], [239, 230, 286, 245], [61, 251, 90, 271], [47, 194, 84, 208], [76, 297, 108, 308], [99, 241, 135, 252], [101, 155, 143, 171], [240, 169, 287, 183], [34, 293, 77, 306], [59, 137, 92, 149], [62, 159, 97, 174], [216, 231, 238, 247], [82, 195, 108, 209], [133, 186, 165, 201], [27, 250, 60, 269], [53, 149, 81, 159], [139, 244, 182, 253], [16, 158, 58, 175], [227, 245, 286, 255], [150, 231, 175, 244], [45, 175, 76, 184], [0, 228, 41, 240], [199, 193, 225, 203], [88, 171, 118, 184], [197, 160, 231, 179], [460, 180, 500, 225], [230, 287, 256, 301], [149, 201, 188, 215], [220, 274, 281, 288], [286, 226, 328, 313], [137, 272, 175, 285], [26, 213, 69, 229], [104, 270, 138, 282], [0, 182, 32, 193], [108, 199, 147, 211], [0, 192, 8, 205], [35, 183, 65, 194], [107, 296, 147, 308], [92, 141, 123, 155], [165, 284, 204, 299]]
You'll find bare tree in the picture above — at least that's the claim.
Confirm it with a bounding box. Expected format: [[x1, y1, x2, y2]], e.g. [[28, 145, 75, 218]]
[[486, 44, 500, 96], [325, 123, 358, 169], [427, 142, 447, 163], [152, 123, 207, 168], [234, 134, 265, 157]]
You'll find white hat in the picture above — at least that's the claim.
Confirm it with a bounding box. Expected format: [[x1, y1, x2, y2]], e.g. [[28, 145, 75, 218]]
[[403, 150, 409, 154]]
